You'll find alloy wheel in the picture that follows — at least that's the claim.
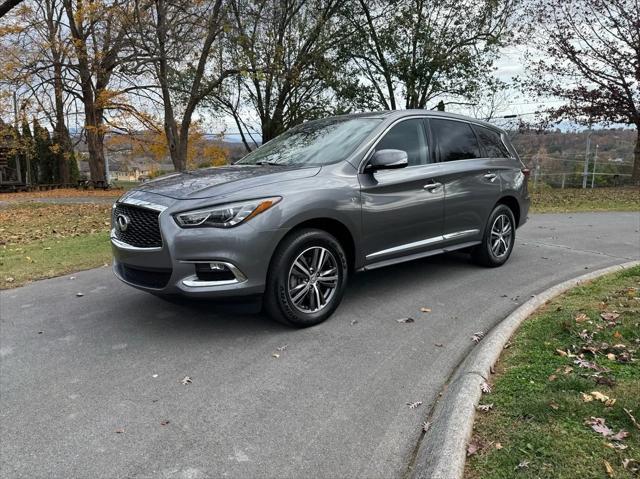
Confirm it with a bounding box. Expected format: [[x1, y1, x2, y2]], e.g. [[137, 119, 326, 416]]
[[490, 214, 513, 258], [287, 246, 339, 313]]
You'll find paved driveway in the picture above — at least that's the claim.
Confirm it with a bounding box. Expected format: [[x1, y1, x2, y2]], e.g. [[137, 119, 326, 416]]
[[1, 212, 638, 479]]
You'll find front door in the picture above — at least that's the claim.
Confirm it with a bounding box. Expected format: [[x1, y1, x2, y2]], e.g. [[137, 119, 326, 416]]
[[359, 118, 445, 265]]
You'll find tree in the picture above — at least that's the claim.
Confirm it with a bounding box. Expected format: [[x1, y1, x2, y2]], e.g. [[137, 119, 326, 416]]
[[33, 118, 57, 183], [128, 0, 237, 171], [523, 0, 640, 183], [0, 0, 25, 18], [336, 0, 516, 111], [220, 0, 345, 146], [63, 0, 130, 183]]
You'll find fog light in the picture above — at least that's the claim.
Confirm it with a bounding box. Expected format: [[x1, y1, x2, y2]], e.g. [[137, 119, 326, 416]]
[[195, 262, 235, 282]]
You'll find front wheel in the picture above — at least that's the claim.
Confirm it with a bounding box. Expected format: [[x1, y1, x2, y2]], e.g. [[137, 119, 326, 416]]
[[472, 204, 516, 267], [264, 229, 348, 327]]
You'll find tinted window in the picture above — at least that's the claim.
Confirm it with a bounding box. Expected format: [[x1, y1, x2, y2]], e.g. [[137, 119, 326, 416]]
[[431, 119, 480, 162], [474, 126, 511, 158], [237, 117, 382, 166], [375, 119, 428, 166]]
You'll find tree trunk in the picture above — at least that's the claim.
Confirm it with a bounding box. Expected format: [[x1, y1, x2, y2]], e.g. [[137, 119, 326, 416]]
[[633, 126, 640, 185], [53, 61, 70, 183]]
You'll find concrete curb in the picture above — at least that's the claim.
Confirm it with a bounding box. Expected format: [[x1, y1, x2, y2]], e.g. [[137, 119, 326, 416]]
[[410, 260, 640, 479]]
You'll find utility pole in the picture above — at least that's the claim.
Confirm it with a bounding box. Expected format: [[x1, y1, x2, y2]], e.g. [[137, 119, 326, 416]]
[[591, 144, 599, 189], [582, 127, 592, 189]]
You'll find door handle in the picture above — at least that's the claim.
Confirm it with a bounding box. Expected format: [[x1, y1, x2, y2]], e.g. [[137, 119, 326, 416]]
[[484, 173, 497, 182], [423, 182, 442, 192]]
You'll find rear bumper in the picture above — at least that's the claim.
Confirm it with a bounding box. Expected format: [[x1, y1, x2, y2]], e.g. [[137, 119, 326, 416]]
[[111, 208, 287, 298]]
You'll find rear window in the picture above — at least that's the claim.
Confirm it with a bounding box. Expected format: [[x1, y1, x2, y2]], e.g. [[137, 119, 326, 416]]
[[474, 126, 511, 158], [431, 119, 480, 162]]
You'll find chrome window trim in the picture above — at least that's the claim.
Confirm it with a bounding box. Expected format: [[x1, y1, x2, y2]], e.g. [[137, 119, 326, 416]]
[[366, 229, 480, 259]]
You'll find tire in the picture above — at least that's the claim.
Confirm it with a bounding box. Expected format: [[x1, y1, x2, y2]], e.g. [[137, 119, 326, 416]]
[[264, 228, 348, 327], [472, 204, 516, 267]]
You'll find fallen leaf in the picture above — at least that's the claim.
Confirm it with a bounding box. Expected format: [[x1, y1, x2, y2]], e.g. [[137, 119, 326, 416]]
[[467, 442, 479, 456], [515, 460, 530, 470], [613, 331, 623, 339], [272, 353, 280, 359], [575, 313, 589, 323], [605, 442, 628, 450], [152, 374, 158, 378], [350, 319, 358, 325], [472, 331, 485, 343], [76, 292, 84, 297], [581, 393, 594, 402], [623, 408, 640, 430], [180, 376, 192, 385], [396, 317, 415, 323], [587, 417, 612, 437], [420, 307, 432, 313], [604, 460, 614, 477], [495, 442, 503, 449], [115, 428, 125, 434], [434, 343, 443, 347], [548, 374, 557, 382], [556, 349, 568, 357], [407, 401, 422, 409], [611, 430, 629, 441], [422, 421, 431, 432], [276, 345, 288, 351], [481, 381, 492, 394], [607, 353, 616, 361], [549, 402, 560, 410], [160, 420, 170, 426], [5, 277, 14, 283], [477, 403, 494, 412], [600, 312, 620, 322]]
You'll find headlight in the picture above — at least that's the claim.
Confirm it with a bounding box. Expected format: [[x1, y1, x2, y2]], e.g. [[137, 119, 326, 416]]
[[173, 197, 281, 228]]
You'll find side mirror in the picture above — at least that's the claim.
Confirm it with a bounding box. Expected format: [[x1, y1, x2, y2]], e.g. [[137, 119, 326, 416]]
[[367, 149, 408, 171]]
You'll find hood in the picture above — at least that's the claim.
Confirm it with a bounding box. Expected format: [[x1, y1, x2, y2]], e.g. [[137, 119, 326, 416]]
[[134, 165, 321, 200]]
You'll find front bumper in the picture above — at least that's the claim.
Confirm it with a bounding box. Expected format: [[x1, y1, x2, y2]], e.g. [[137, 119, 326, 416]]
[[111, 197, 287, 298]]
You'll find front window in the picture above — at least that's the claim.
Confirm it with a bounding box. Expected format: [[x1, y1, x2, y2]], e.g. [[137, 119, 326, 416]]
[[237, 117, 382, 167]]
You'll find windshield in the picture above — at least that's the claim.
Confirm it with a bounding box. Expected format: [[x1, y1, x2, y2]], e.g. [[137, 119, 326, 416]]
[[237, 117, 382, 166]]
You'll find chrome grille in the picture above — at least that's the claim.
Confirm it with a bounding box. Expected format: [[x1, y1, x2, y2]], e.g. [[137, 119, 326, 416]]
[[113, 203, 162, 248]]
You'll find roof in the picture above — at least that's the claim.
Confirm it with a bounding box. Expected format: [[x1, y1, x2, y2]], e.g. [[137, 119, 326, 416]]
[[302, 109, 506, 133]]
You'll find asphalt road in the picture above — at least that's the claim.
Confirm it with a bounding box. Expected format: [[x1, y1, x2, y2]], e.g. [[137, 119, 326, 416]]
[[1, 212, 639, 479]]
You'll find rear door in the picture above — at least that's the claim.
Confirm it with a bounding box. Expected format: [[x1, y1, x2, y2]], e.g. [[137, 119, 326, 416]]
[[359, 118, 445, 264], [429, 118, 502, 243]]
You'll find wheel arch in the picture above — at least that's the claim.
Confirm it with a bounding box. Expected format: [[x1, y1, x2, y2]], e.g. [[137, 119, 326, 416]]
[[495, 195, 521, 227], [277, 217, 357, 274]]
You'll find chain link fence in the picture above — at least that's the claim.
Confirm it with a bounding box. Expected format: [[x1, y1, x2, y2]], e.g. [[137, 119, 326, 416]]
[[520, 155, 635, 189]]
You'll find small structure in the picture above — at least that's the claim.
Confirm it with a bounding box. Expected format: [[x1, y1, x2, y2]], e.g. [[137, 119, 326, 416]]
[[0, 125, 25, 191]]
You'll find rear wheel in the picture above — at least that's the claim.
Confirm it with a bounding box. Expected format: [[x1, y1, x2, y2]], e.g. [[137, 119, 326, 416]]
[[472, 204, 516, 267], [264, 229, 348, 327]]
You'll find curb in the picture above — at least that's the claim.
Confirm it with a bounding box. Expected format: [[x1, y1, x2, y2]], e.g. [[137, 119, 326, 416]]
[[410, 260, 640, 479]]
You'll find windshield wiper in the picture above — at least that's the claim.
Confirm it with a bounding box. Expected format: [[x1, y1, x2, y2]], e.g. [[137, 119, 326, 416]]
[[255, 160, 286, 166]]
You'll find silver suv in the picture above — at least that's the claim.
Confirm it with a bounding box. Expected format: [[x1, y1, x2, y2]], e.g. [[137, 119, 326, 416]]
[[111, 110, 530, 326]]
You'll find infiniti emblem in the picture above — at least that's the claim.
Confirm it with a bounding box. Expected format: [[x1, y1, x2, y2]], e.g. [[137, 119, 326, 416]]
[[116, 214, 131, 232]]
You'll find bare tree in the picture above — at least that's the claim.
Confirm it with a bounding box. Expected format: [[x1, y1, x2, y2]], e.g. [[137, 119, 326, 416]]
[[523, 0, 640, 183], [0, 0, 24, 18], [63, 0, 130, 183], [128, 0, 238, 171], [223, 0, 345, 144]]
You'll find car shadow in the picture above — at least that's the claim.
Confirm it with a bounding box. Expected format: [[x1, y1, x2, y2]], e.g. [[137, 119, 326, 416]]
[[119, 250, 476, 338]]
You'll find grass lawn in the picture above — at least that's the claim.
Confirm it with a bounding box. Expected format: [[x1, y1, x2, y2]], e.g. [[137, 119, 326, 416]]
[[0, 202, 112, 289], [530, 186, 640, 213], [465, 266, 640, 479]]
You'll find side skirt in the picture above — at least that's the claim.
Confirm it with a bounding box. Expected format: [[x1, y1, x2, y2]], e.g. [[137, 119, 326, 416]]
[[358, 240, 481, 272]]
